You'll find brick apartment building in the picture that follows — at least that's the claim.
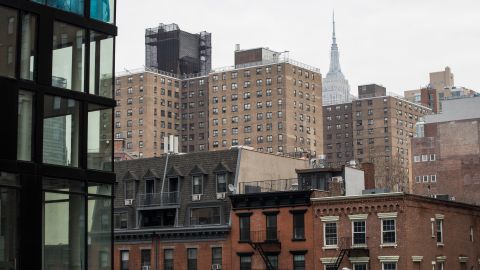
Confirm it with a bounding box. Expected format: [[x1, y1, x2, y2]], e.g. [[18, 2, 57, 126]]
[[404, 87, 438, 113], [113, 148, 309, 270], [323, 84, 431, 189], [411, 97, 480, 205], [114, 46, 324, 159], [209, 47, 323, 156], [313, 193, 480, 270], [228, 184, 480, 270], [114, 70, 210, 157]]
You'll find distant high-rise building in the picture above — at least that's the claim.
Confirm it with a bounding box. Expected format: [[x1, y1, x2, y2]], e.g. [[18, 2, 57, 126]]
[[145, 23, 211, 75], [322, 12, 352, 106]]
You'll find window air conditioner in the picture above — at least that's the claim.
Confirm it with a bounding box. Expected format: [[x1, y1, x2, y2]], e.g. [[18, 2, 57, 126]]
[[216, 192, 226, 200], [192, 194, 202, 201], [211, 264, 222, 270], [124, 199, 134, 206], [142, 266, 150, 270]]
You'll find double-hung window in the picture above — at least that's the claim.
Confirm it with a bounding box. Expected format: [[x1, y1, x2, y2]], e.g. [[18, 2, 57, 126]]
[[238, 214, 251, 241], [378, 212, 397, 246], [349, 214, 368, 246]]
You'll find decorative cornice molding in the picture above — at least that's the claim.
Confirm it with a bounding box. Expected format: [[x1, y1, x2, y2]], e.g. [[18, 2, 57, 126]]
[[378, 256, 400, 262], [320, 216, 339, 222], [377, 212, 398, 219]]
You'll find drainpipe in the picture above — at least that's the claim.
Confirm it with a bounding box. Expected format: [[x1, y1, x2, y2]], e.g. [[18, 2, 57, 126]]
[[160, 152, 170, 204]]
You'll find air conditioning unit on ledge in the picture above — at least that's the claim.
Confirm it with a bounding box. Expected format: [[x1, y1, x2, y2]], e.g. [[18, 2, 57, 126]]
[[124, 199, 134, 206], [142, 266, 150, 270], [216, 192, 226, 200], [192, 194, 202, 201], [211, 264, 222, 270]]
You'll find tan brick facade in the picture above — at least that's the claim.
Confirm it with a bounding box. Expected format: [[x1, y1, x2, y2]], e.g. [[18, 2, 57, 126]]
[[208, 63, 323, 156]]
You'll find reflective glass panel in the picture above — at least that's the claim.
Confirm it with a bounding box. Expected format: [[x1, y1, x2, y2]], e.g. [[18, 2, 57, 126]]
[[0, 6, 17, 78], [43, 96, 80, 167], [0, 172, 20, 270], [20, 14, 37, 80], [52, 21, 85, 91], [88, 196, 111, 270], [32, 0, 84, 15], [88, 104, 112, 171], [89, 31, 114, 97], [90, 0, 115, 24], [17, 90, 34, 161]]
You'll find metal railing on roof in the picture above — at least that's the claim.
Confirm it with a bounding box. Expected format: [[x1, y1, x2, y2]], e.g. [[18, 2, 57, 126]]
[[238, 178, 299, 194]]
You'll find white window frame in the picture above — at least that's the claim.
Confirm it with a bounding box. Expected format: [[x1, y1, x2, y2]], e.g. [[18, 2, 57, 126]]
[[349, 214, 368, 247], [323, 222, 338, 248], [421, 154, 428, 162], [381, 218, 396, 245], [430, 175, 437, 182], [192, 175, 203, 195], [415, 176, 421, 183], [216, 173, 227, 193], [430, 154, 436, 161], [423, 175, 429, 182], [353, 263, 368, 270], [381, 262, 397, 270], [413, 155, 420, 162]]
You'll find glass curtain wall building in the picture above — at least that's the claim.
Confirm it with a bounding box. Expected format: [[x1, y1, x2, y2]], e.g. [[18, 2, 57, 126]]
[[0, 0, 116, 269]]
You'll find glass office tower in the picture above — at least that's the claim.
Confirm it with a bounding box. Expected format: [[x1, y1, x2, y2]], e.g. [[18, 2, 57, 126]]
[[0, 0, 116, 269]]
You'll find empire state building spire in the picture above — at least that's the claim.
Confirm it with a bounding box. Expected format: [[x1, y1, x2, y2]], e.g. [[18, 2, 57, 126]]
[[323, 11, 351, 105], [328, 10, 341, 74]]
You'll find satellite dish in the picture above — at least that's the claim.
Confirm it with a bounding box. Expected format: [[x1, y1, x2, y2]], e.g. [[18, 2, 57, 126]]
[[228, 184, 236, 192]]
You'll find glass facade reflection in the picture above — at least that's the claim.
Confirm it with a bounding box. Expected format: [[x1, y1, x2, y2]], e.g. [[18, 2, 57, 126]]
[[52, 22, 85, 91], [90, 0, 114, 24], [0, 0, 116, 268], [88, 104, 113, 171], [0, 6, 17, 78], [89, 31, 114, 98], [43, 95, 80, 167]]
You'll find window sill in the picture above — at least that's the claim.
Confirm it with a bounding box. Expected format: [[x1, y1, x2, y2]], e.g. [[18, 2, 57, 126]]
[[351, 244, 368, 249], [292, 238, 306, 242], [380, 243, 397, 248], [238, 240, 251, 244], [322, 246, 338, 250], [437, 243, 444, 247]]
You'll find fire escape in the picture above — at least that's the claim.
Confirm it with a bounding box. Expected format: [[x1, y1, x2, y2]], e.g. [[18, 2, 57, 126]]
[[249, 230, 281, 270], [332, 237, 369, 270]]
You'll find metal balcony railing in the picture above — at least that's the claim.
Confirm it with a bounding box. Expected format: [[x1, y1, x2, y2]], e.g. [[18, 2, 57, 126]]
[[137, 192, 179, 207], [250, 230, 281, 243], [238, 178, 298, 194]]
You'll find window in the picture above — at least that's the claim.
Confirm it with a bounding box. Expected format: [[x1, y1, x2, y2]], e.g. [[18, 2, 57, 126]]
[[352, 220, 366, 245], [141, 249, 151, 269], [353, 264, 368, 270], [422, 154, 428, 161], [52, 22, 85, 91], [436, 219, 443, 244], [239, 215, 251, 241], [216, 173, 227, 193], [120, 251, 129, 270], [382, 219, 396, 244], [187, 248, 197, 270], [192, 175, 203, 195], [430, 154, 436, 161], [212, 247, 222, 266], [266, 255, 278, 270], [430, 175, 437, 182], [265, 213, 278, 240], [382, 262, 396, 270], [413, 155, 420, 162], [190, 207, 220, 225], [114, 212, 128, 229], [164, 249, 174, 270], [293, 254, 305, 270], [324, 222, 338, 246], [415, 176, 421, 183], [240, 255, 251, 270], [293, 211, 305, 240], [89, 31, 114, 97]]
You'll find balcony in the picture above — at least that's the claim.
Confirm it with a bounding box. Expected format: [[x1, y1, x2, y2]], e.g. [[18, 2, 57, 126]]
[[136, 192, 179, 208], [238, 179, 298, 194]]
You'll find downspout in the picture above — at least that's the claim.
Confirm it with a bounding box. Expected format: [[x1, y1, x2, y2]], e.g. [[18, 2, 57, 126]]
[[160, 153, 170, 205]]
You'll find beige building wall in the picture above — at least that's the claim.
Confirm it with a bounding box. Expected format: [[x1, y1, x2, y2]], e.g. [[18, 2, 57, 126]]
[[235, 148, 309, 186]]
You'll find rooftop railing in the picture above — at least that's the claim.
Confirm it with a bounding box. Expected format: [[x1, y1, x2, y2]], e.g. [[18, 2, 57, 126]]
[[137, 191, 179, 207]]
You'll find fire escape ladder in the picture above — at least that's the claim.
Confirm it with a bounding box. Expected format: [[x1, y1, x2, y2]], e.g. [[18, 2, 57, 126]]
[[249, 242, 276, 270], [333, 237, 352, 270], [333, 248, 349, 270]]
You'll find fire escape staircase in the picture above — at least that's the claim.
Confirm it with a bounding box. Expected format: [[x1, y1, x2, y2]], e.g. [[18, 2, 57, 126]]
[[332, 237, 369, 270], [248, 230, 281, 270]]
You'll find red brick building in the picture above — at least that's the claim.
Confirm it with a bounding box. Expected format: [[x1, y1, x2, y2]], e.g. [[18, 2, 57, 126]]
[[313, 193, 480, 270], [411, 97, 480, 205]]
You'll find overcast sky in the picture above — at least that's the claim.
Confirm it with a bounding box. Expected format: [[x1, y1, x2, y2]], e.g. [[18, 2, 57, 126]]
[[116, 0, 480, 95]]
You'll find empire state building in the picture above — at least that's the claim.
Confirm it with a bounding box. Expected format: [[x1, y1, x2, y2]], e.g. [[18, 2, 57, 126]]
[[322, 12, 352, 105]]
